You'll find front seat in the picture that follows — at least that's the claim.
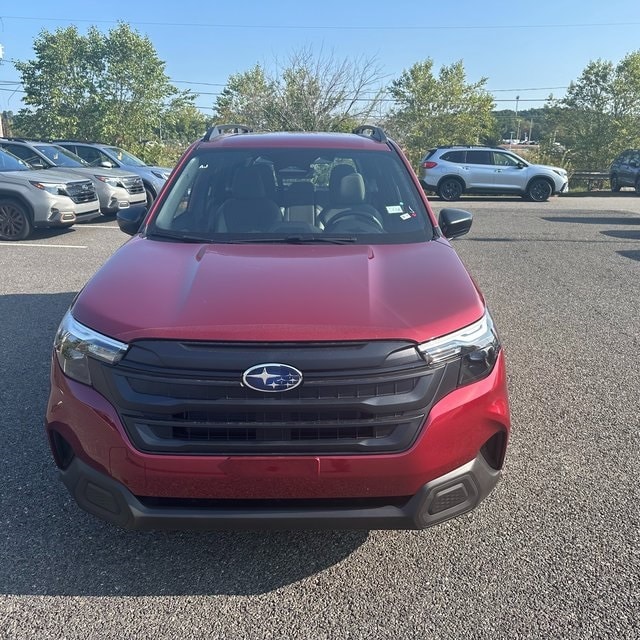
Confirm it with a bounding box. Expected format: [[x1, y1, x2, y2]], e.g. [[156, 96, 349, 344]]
[[213, 166, 282, 232], [317, 172, 379, 228]]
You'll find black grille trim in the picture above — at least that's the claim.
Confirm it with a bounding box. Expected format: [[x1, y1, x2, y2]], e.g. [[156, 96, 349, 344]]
[[90, 340, 460, 455], [65, 180, 98, 203], [122, 176, 145, 194]]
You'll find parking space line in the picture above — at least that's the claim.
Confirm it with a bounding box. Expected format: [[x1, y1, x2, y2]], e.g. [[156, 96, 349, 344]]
[[0, 243, 87, 249]]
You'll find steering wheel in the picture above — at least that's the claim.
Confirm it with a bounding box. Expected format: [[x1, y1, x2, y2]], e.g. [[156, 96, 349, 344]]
[[323, 209, 384, 233]]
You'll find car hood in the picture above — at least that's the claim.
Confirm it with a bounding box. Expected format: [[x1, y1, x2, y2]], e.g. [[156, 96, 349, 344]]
[[66, 166, 141, 179], [72, 238, 485, 343], [531, 162, 567, 175], [0, 167, 91, 183]]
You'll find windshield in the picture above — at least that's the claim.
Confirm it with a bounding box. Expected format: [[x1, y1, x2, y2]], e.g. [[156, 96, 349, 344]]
[[35, 144, 87, 167], [104, 146, 147, 167], [151, 147, 433, 245], [0, 149, 30, 172]]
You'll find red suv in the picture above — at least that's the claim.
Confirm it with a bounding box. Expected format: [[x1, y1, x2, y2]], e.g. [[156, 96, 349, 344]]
[[46, 125, 510, 530]]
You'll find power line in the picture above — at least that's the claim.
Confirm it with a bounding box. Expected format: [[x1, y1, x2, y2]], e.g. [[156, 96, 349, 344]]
[[1, 15, 639, 31]]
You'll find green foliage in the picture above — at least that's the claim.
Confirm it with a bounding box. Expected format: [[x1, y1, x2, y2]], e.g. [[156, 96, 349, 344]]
[[384, 59, 496, 168], [213, 48, 386, 132], [549, 51, 640, 168], [13, 22, 197, 158]]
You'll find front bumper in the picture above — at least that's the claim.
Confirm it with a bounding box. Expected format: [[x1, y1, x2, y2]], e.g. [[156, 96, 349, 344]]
[[59, 449, 501, 530], [46, 350, 510, 530]]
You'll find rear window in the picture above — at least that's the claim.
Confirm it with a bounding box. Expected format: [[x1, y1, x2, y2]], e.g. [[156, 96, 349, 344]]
[[441, 150, 466, 163], [466, 150, 492, 165], [151, 147, 434, 245]]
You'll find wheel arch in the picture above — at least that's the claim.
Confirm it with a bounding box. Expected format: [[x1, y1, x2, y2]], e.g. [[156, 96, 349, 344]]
[[437, 174, 466, 190], [525, 175, 555, 193], [0, 191, 35, 223]]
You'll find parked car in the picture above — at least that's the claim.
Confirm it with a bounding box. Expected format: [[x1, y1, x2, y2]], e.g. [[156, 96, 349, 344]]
[[0, 148, 100, 241], [421, 145, 568, 202], [46, 124, 510, 531], [0, 138, 146, 215], [55, 141, 171, 205], [609, 149, 640, 193]]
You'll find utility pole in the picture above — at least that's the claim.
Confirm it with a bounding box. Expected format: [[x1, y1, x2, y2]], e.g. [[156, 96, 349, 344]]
[[515, 95, 520, 143], [0, 43, 4, 138]]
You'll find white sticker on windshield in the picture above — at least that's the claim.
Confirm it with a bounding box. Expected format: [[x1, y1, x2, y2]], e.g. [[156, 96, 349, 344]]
[[400, 213, 412, 220], [386, 205, 403, 214]]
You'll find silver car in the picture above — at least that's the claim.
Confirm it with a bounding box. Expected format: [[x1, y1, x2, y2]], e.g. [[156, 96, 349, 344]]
[[55, 141, 171, 205], [0, 148, 100, 241], [0, 139, 147, 215], [421, 146, 568, 202]]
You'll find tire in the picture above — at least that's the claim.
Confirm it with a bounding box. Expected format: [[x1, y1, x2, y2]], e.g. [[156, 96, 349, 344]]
[[437, 178, 464, 201], [0, 199, 33, 241], [611, 174, 621, 192], [527, 178, 553, 202]]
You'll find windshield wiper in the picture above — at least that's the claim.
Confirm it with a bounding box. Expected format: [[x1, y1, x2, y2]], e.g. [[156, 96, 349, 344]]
[[226, 235, 357, 245], [146, 229, 212, 243]]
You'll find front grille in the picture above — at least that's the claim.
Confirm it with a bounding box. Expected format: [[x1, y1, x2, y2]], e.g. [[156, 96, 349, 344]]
[[65, 180, 98, 203], [90, 340, 459, 455], [121, 176, 144, 194]]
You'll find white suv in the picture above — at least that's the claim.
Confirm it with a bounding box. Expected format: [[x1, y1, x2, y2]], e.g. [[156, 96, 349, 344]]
[[421, 146, 568, 202]]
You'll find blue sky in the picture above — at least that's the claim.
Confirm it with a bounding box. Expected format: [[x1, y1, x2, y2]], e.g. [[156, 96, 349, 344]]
[[1, 0, 639, 116]]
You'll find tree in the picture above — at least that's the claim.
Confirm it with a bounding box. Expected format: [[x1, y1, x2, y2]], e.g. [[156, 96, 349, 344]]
[[213, 48, 386, 132], [550, 51, 640, 168], [13, 23, 189, 156], [385, 59, 496, 167]]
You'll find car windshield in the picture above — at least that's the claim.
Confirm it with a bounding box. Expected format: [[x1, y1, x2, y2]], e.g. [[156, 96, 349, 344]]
[[35, 144, 88, 168], [150, 147, 434, 245], [104, 146, 147, 167], [0, 149, 30, 172]]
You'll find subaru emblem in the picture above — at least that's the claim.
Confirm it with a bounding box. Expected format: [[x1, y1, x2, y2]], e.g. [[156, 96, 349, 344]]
[[242, 363, 303, 393]]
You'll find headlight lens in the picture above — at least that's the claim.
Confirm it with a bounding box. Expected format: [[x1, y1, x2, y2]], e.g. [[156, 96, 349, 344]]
[[152, 170, 170, 180], [29, 181, 67, 195], [54, 311, 128, 385], [418, 311, 500, 386], [94, 175, 121, 187]]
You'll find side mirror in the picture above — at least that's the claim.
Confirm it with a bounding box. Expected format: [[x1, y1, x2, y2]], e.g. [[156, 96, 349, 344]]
[[31, 159, 47, 169], [117, 205, 147, 236], [100, 160, 115, 168], [438, 208, 473, 239]]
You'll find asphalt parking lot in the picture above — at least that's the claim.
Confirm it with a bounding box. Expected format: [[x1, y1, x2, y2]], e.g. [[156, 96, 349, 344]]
[[0, 192, 638, 639]]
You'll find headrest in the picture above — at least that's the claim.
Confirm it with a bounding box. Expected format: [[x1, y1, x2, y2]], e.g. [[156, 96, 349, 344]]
[[329, 163, 356, 192], [231, 166, 266, 199], [338, 173, 366, 204]]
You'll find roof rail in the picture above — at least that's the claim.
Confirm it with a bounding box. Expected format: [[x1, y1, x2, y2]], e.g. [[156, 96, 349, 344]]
[[352, 125, 387, 143], [203, 124, 253, 142]]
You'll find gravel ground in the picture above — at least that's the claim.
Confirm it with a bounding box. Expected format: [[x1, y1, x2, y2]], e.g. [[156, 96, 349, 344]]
[[0, 192, 638, 639]]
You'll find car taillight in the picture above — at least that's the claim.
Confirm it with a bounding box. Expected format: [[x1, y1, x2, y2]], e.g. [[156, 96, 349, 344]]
[[422, 161, 437, 169]]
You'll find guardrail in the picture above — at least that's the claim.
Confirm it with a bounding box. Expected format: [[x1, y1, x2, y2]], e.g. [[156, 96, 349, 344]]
[[570, 171, 609, 191]]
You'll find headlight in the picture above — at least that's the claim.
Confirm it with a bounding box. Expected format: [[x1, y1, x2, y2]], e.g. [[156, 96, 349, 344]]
[[94, 175, 121, 187], [54, 311, 128, 385], [418, 311, 500, 386], [29, 181, 67, 195], [553, 169, 567, 177], [152, 170, 170, 180]]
